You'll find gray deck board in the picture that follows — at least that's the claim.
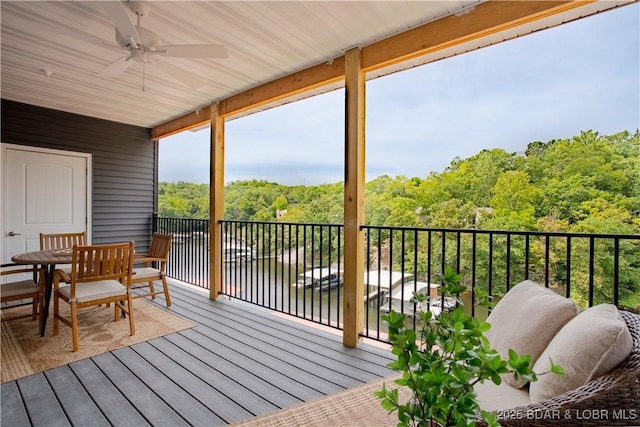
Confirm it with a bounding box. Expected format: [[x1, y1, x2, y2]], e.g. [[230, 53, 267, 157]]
[[69, 358, 151, 427], [90, 352, 191, 427], [154, 333, 304, 411], [16, 374, 70, 427], [44, 365, 110, 427], [126, 341, 252, 423], [0, 381, 30, 427], [1, 281, 395, 427], [174, 294, 390, 381]]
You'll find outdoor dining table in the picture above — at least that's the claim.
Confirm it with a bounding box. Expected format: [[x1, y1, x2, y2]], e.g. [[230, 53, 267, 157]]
[[11, 249, 73, 336], [11, 249, 145, 336]]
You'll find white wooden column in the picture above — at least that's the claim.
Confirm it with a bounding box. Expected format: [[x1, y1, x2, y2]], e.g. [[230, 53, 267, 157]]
[[209, 103, 225, 300], [343, 48, 366, 348]]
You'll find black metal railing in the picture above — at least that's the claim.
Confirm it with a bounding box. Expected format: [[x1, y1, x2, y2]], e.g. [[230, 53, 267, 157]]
[[154, 217, 640, 343], [154, 216, 210, 288], [360, 226, 640, 342], [221, 220, 344, 330]]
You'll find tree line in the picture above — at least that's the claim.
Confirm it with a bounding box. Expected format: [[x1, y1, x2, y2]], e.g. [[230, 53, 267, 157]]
[[160, 130, 639, 235], [159, 129, 640, 307]]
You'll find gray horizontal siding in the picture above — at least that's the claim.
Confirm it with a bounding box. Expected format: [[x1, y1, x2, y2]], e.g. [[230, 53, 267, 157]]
[[1, 99, 156, 251]]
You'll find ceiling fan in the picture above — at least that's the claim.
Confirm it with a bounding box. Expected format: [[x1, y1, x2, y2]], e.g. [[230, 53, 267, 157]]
[[98, 1, 228, 90]]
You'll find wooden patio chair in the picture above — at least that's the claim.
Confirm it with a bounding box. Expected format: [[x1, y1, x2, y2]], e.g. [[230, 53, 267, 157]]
[[53, 241, 135, 352], [1, 264, 45, 322], [40, 231, 87, 277], [40, 231, 87, 250], [131, 233, 173, 306]]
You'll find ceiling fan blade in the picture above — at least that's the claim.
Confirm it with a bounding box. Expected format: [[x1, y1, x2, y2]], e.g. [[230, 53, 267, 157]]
[[156, 44, 228, 58], [99, 1, 140, 46], [153, 60, 207, 89], [99, 56, 135, 77]]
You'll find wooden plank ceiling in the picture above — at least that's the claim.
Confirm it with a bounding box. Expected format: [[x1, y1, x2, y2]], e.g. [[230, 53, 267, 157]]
[[0, 1, 633, 136]]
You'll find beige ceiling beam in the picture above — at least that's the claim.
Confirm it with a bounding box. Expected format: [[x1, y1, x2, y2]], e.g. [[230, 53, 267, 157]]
[[219, 57, 346, 119], [152, 106, 211, 139], [152, 0, 589, 139], [361, 0, 591, 72], [151, 58, 345, 140]]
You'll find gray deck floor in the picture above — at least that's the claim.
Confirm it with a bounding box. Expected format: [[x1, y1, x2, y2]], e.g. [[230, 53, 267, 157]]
[[1, 281, 395, 427]]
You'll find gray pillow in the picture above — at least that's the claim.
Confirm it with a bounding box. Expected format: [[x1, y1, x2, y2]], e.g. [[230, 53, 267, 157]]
[[530, 304, 633, 403], [485, 280, 579, 388]]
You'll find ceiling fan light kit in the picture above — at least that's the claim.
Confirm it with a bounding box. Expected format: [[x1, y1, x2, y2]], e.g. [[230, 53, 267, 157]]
[[97, 0, 227, 90]]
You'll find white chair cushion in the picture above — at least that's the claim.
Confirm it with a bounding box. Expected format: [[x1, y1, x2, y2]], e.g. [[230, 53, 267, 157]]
[[132, 267, 161, 280], [475, 377, 531, 412], [59, 280, 126, 303], [1, 280, 39, 298], [529, 304, 633, 403], [485, 280, 579, 388]]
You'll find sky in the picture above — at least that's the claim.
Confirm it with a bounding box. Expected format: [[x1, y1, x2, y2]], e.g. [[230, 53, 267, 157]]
[[159, 3, 639, 186]]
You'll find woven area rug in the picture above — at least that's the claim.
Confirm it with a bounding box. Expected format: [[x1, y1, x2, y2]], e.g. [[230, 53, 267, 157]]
[[1, 299, 195, 383], [232, 373, 410, 427]]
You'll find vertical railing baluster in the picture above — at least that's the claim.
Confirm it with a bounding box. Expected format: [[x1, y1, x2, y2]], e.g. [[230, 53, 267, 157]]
[[506, 233, 511, 292], [427, 230, 432, 289], [376, 227, 382, 341], [327, 225, 332, 326], [456, 231, 461, 274], [261, 222, 266, 306], [319, 225, 323, 322], [441, 231, 446, 277], [412, 229, 418, 330], [364, 229, 371, 338], [302, 225, 307, 320], [545, 235, 550, 288], [613, 238, 620, 307], [589, 236, 595, 307], [488, 233, 493, 300], [525, 234, 530, 280], [566, 236, 571, 298], [471, 232, 476, 318], [337, 225, 342, 328]]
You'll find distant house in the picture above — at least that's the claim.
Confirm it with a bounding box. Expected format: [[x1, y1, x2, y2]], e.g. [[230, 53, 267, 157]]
[[474, 207, 494, 224]]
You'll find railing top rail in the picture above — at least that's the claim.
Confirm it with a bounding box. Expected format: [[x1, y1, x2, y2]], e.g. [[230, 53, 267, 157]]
[[163, 217, 640, 240], [360, 225, 640, 240], [220, 219, 344, 227]]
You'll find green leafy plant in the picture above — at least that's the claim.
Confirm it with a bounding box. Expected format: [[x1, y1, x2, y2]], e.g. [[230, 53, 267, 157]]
[[375, 266, 563, 427]]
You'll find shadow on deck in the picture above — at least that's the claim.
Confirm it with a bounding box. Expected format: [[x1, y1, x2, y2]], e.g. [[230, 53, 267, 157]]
[[1, 280, 395, 426]]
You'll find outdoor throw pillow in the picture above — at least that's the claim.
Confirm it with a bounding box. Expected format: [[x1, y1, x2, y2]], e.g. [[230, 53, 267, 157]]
[[484, 280, 579, 388], [529, 304, 633, 403]]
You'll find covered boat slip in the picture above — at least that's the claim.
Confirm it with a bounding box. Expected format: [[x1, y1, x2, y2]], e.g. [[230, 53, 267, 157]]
[[1, 281, 394, 426]]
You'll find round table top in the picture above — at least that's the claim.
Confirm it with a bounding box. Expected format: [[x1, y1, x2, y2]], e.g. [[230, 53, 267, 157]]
[[11, 249, 73, 265]]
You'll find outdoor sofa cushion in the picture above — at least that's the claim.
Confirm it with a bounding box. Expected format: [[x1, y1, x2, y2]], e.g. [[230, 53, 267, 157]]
[[529, 303, 633, 403], [484, 280, 579, 388], [475, 378, 531, 412]]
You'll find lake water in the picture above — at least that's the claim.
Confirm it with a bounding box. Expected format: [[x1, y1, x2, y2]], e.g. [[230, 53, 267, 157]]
[[169, 245, 483, 339]]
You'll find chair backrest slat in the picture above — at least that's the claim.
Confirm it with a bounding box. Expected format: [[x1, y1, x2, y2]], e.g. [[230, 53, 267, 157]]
[[40, 232, 87, 250], [71, 242, 134, 285], [148, 233, 173, 259]]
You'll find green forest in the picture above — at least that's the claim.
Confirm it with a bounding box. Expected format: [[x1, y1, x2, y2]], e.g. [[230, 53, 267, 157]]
[[160, 130, 639, 235], [159, 130, 640, 308]]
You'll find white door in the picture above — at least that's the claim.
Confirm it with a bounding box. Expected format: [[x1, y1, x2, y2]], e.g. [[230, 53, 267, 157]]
[[1, 144, 91, 263]]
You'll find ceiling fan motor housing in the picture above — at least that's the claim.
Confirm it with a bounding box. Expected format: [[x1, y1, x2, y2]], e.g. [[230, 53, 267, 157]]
[[128, 1, 151, 18], [115, 25, 161, 51]]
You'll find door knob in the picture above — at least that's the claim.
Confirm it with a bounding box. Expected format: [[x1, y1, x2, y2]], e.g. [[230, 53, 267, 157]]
[[8, 231, 21, 236]]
